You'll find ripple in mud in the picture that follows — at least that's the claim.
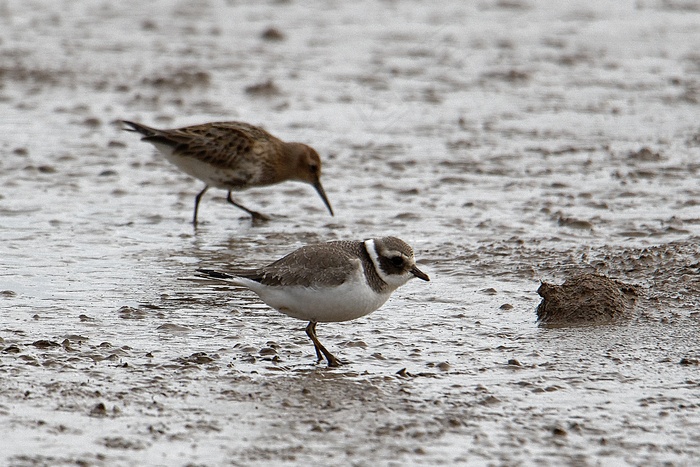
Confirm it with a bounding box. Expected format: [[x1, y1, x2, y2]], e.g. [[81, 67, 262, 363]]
[[140, 69, 211, 90]]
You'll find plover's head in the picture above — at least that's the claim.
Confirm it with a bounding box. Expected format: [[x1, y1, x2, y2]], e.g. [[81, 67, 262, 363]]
[[287, 143, 334, 216], [365, 237, 430, 289]]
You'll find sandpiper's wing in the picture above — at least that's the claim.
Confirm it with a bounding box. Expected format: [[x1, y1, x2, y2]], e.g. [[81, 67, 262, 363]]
[[245, 241, 365, 288], [123, 121, 279, 169]]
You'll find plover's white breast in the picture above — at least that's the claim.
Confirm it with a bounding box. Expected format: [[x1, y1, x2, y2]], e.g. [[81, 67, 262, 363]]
[[231, 264, 392, 323]]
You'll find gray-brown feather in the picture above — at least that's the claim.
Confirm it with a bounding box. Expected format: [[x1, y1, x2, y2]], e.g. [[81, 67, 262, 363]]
[[239, 241, 387, 292]]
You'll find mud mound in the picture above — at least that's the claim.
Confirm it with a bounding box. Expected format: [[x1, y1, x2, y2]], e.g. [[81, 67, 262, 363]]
[[536, 273, 638, 326]]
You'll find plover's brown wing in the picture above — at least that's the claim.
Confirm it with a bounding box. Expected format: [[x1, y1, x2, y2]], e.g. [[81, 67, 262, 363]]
[[253, 243, 363, 288], [196, 267, 259, 281], [196, 254, 354, 288]]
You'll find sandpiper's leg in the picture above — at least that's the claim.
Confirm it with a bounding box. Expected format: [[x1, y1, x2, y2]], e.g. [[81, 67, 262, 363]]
[[226, 192, 270, 222], [193, 185, 209, 225], [305, 321, 340, 367]]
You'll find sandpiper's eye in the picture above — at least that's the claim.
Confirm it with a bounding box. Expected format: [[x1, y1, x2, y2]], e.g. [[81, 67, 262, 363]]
[[309, 164, 319, 174], [390, 256, 404, 267]]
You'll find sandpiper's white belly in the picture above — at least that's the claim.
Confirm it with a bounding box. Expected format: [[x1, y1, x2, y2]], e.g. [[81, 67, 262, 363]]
[[232, 276, 393, 323], [153, 143, 249, 189]]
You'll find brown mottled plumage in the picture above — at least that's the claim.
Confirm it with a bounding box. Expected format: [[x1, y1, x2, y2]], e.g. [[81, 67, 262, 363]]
[[122, 120, 333, 225]]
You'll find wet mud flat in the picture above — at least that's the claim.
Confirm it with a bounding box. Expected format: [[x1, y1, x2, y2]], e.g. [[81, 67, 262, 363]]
[[2, 0, 700, 465]]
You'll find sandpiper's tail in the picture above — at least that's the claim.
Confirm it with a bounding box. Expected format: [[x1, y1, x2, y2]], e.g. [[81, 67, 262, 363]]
[[121, 120, 159, 137]]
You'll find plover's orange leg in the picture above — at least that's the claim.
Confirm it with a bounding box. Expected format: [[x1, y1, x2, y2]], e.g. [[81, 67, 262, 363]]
[[305, 321, 340, 367], [306, 322, 324, 363]]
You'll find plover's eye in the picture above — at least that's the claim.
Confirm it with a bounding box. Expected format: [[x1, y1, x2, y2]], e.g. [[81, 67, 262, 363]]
[[390, 256, 404, 267]]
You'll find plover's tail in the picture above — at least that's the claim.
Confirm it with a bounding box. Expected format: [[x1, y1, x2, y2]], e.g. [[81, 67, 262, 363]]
[[196, 268, 235, 280]]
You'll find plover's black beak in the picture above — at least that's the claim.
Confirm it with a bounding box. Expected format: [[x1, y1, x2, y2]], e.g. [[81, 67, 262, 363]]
[[411, 265, 430, 281], [313, 180, 334, 216]]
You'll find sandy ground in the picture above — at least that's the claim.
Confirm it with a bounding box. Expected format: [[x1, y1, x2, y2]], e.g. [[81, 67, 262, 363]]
[[1, 0, 700, 465]]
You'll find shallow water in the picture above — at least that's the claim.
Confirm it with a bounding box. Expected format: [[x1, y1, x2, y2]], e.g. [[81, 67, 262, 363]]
[[2, 0, 700, 465]]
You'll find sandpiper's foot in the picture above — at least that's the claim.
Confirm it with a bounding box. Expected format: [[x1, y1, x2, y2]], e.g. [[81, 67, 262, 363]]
[[226, 192, 270, 223], [250, 211, 271, 223]]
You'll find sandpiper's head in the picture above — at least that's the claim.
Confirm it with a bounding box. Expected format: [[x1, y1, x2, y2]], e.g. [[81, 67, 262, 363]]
[[365, 237, 430, 289], [288, 143, 334, 216]]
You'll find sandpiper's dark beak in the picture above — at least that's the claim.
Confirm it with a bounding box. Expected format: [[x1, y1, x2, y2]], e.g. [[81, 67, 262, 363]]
[[313, 179, 334, 216], [411, 265, 430, 281]]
